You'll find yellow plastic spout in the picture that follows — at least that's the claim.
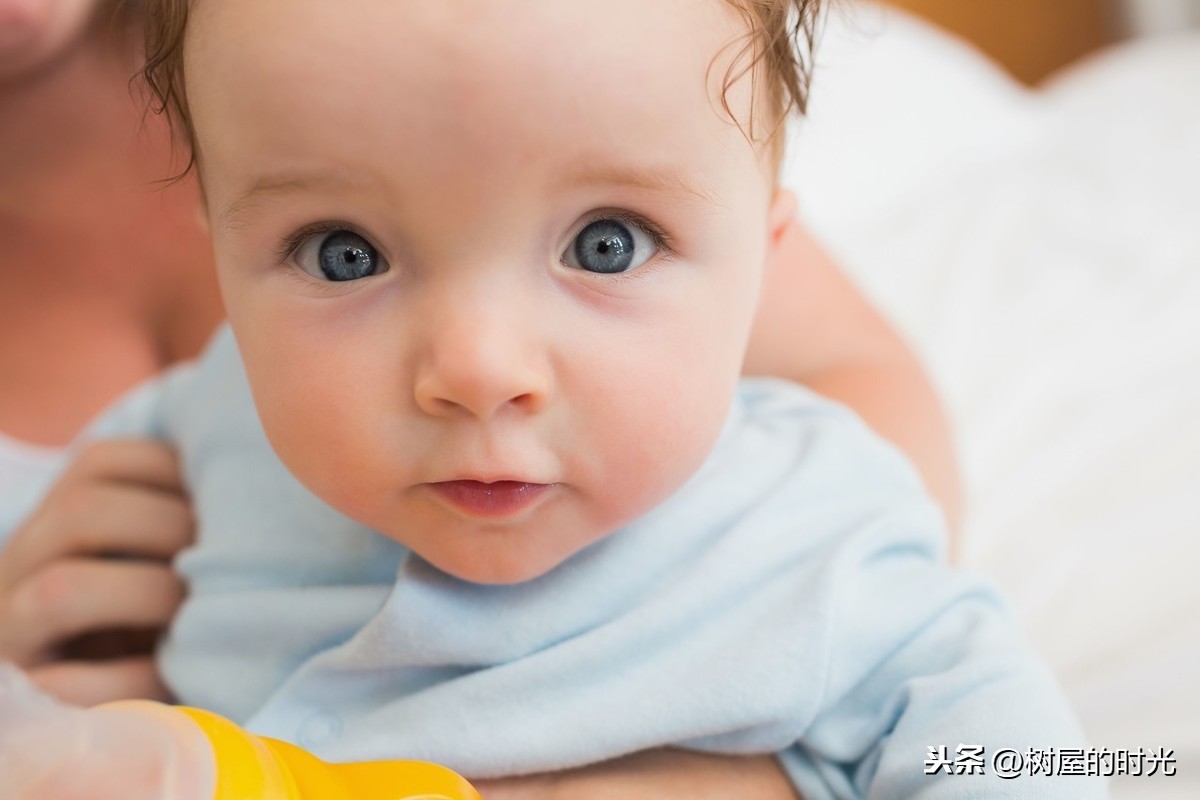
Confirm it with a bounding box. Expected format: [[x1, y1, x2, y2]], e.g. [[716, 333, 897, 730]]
[[178, 707, 482, 800]]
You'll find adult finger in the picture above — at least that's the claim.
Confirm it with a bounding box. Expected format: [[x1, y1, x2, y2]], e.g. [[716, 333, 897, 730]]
[[62, 439, 185, 495], [2, 559, 186, 664], [0, 482, 193, 588], [30, 656, 172, 706]]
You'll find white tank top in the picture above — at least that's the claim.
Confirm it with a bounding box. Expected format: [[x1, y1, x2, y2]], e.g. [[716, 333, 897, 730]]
[[0, 430, 69, 549], [0, 367, 177, 550]]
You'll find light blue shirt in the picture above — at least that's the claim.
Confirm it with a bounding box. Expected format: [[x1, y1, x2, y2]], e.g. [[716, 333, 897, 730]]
[[10, 327, 1105, 798]]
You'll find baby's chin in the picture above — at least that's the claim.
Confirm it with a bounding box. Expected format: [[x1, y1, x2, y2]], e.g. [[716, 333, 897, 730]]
[[430, 557, 564, 586], [403, 534, 590, 586], [373, 513, 611, 586]]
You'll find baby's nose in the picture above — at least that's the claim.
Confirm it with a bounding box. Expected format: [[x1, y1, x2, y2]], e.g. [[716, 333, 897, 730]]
[[413, 307, 551, 420]]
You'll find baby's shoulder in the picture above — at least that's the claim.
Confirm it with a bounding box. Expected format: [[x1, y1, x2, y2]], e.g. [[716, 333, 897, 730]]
[[731, 377, 927, 494], [705, 378, 950, 562]]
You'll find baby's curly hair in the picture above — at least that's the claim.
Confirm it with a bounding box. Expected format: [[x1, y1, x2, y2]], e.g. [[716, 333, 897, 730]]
[[142, 0, 823, 176]]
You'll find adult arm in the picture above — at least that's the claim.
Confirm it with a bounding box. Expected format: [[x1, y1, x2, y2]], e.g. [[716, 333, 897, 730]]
[[476, 749, 800, 799]]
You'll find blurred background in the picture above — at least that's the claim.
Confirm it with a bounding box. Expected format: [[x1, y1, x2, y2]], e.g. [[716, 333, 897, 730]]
[[884, 0, 1200, 83]]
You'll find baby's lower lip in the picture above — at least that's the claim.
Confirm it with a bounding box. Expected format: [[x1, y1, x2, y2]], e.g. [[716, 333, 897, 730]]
[[427, 481, 553, 520]]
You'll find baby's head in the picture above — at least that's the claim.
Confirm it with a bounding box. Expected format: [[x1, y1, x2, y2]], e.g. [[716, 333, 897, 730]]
[[145, 0, 821, 583]]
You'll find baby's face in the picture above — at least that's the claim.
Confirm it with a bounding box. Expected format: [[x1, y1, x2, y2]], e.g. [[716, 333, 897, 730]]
[[188, 0, 791, 583]]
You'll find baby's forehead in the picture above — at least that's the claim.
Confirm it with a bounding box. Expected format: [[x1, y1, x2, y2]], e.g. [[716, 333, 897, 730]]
[[188, 0, 767, 200], [189, 0, 753, 127]]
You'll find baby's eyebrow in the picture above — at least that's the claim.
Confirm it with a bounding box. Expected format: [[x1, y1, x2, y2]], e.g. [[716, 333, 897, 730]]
[[563, 164, 723, 206], [219, 163, 721, 229], [219, 171, 380, 230]]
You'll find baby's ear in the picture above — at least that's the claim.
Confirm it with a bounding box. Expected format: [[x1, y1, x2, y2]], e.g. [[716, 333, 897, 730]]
[[765, 187, 797, 256]]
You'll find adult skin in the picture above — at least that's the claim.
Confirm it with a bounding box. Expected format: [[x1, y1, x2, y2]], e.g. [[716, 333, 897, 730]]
[[0, 0, 220, 704]]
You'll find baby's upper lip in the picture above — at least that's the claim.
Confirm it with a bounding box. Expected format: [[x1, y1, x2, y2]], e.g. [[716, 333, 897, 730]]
[[430, 477, 553, 486]]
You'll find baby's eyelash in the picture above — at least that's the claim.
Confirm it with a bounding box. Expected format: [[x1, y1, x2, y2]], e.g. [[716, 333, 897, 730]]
[[274, 221, 357, 264]]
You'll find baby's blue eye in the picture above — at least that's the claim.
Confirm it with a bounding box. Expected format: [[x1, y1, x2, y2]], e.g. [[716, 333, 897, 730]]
[[564, 218, 656, 274], [295, 230, 386, 282]]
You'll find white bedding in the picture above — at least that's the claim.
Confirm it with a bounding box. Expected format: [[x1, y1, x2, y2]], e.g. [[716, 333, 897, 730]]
[[784, 6, 1200, 798]]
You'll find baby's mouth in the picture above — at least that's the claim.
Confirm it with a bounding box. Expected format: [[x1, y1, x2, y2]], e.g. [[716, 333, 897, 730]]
[[426, 480, 555, 520]]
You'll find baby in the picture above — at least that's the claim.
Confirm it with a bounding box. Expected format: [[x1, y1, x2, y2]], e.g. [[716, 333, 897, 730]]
[[0, 0, 1105, 798]]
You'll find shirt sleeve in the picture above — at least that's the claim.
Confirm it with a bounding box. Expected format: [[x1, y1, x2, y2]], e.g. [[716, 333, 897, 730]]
[[775, 530, 1108, 799]]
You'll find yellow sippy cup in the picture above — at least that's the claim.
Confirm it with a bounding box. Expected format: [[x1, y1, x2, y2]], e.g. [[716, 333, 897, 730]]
[[176, 706, 481, 800]]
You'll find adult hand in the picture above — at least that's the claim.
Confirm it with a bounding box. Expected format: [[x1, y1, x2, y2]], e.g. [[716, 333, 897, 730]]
[[0, 440, 193, 705], [474, 749, 801, 800], [0, 663, 214, 800]]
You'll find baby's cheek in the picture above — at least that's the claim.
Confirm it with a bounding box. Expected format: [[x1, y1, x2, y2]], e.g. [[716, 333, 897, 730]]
[[584, 355, 736, 525], [238, 338, 393, 516], [269, 405, 389, 517]]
